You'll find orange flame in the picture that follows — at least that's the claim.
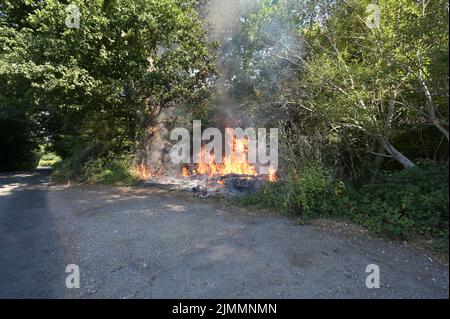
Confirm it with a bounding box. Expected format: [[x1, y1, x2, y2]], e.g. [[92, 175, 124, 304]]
[[193, 135, 258, 178], [181, 165, 190, 177], [185, 133, 279, 181], [136, 164, 151, 180], [267, 166, 278, 182]]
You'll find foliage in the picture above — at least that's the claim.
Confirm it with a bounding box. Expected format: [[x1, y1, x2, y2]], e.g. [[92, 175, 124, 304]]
[[0, 106, 39, 170], [83, 158, 139, 185], [0, 0, 216, 171], [347, 162, 449, 240], [243, 162, 449, 242], [37, 152, 61, 167], [233, 0, 448, 176], [241, 163, 337, 214], [53, 153, 138, 186], [233, 0, 448, 247]]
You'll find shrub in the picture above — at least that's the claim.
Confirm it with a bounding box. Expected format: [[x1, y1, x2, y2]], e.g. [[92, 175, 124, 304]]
[[52, 143, 138, 186], [242, 163, 338, 216], [284, 164, 335, 215], [84, 158, 139, 186], [241, 181, 288, 210], [346, 162, 449, 240], [242, 162, 449, 244]]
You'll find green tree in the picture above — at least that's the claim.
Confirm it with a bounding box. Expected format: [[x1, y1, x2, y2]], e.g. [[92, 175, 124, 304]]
[[0, 0, 216, 171], [237, 0, 448, 175]]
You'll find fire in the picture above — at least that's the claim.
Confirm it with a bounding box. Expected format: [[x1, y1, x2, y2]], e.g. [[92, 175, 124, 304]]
[[183, 134, 277, 181], [267, 166, 278, 182], [181, 165, 190, 177], [136, 135, 278, 182], [194, 135, 258, 178], [136, 164, 151, 180]]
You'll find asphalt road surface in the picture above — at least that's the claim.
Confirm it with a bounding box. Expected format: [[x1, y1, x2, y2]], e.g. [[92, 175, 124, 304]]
[[0, 169, 448, 298]]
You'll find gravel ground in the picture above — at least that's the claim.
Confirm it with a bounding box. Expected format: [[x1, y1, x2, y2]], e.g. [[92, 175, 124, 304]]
[[0, 169, 448, 298]]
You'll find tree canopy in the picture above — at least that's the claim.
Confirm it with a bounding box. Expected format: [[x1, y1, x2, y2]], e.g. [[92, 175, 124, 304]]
[[0, 0, 216, 169], [223, 0, 448, 177]]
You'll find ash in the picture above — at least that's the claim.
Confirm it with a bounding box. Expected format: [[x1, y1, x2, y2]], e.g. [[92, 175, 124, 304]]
[[143, 173, 267, 198]]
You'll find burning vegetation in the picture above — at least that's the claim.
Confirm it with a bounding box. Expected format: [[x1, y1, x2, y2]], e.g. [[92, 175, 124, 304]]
[[136, 134, 277, 185], [193, 136, 257, 178], [136, 164, 152, 179], [135, 130, 277, 199]]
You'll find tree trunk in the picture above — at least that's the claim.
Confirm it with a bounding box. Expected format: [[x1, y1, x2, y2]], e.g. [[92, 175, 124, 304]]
[[372, 87, 415, 173], [381, 137, 416, 169], [419, 70, 449, 141]]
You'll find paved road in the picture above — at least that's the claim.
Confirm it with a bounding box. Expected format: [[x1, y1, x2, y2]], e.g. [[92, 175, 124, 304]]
[[0, 169, 66, 298], [0, 170, 448, 298]]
